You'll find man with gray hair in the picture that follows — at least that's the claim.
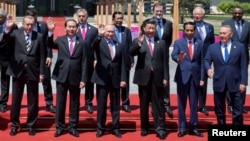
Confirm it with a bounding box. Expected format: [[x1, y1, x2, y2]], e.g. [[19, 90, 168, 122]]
[[0, 8, 18, 113], [91, 24, 127, 138], [193, 6, 215, 116], [76, 8, 98, 114]]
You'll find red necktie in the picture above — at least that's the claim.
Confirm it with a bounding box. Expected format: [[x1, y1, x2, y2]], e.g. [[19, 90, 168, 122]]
[[81, 26, 86, 39], [188, 40, 193, 60], [69, 39, 74, 56], [148, 39, 153, 56]]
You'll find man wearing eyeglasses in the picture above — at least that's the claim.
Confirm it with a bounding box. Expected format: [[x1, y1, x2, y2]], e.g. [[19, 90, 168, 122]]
[[222, 6, 250, 114]]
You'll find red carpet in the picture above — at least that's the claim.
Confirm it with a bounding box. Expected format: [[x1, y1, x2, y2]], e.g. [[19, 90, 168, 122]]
[[0, 94, 250, 141]]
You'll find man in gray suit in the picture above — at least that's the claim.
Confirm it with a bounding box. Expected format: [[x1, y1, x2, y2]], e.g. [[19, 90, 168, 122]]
[[221, 6, 250, 114]]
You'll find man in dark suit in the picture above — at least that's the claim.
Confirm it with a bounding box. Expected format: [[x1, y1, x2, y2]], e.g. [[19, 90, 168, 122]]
[[3, 15, 45, 136], [25, 8, 56, 113], [112, 11, 133, 113], [151, 3, 173, 116], [91, 24, 127, 138], [171, 22, 204, 137], [47, 19, 88, 137], [129, 19, 168, 140], [204, 25, 247, 125], [221, 6, 250, 114], [0, 8, 18, 113], [75, 8, 98, 114], [193, 6, 215, 116]]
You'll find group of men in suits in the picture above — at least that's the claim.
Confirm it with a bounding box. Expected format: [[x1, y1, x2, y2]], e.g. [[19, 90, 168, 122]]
[[0, 3, 249, 139]]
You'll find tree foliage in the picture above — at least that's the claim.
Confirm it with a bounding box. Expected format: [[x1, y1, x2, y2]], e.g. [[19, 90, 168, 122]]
[[217, 1, 250, 14]]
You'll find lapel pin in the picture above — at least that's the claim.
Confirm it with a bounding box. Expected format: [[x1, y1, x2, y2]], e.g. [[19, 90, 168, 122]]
[[234, 46, 236, 48]]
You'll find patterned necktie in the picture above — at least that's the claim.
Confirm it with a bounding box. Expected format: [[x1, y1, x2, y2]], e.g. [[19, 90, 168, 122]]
[[26, 34, 31, 51], [188, 40, 193, 60], [81, 25, 86, 39], [148, 39, 153, 56], [108, 41, 114, 60], [224, 44, 229, 62], [198, 26, 205, 40], [69, 39, 74, 56], [236, 21, 241, 38]]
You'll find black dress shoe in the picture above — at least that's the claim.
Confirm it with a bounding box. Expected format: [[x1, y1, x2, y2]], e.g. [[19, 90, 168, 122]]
[[46, 104, 56, 113], [85, 105, 93, 114], [28, 128, 36, 136], [165, 106, 173, 118], [243, 108, 248, 114], [228, 106, 233, 114], [189, 130, 204, 137], [10, 128, 18, 136], [141, 129, 148, 136], [68, 128, 79, 137], [112, 130, 122, 138], [156, 131, 167, 140], [96, 130, 104, 138], [177, 131, 186, 137], [122, 105, 131, 113], [0, 106, 7, 113], [199, 107, 209, 116], [54, 129, 64, 137]]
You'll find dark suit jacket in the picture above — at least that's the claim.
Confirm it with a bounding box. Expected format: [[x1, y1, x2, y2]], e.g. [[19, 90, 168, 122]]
[[0, 24, 18, 67], [48, 35, 88, 85], [76, 23, 98, 67], [204, 41, 248, 92], [113, 25, 134, 70], [36, 21, 52, 58], [222, 19, 250, 61], [129, 37, 169, 87], [171, 37, 204, 86], [3, 29, 45, 81], [194, 21, 215, 57], [91, 36, 127, 89], [157, 18, 173, 48]]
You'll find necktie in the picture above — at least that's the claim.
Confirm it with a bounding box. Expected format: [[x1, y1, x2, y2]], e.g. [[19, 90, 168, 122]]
[[148, 39, 153, 56], [69, 39, 74, 56], [108, 41, 114, 60], [26, 34, 31, 51], [157, 20, 162, 38], [198, 26, 205, 40], [81, 25, 86, 39], [116, 27, 121, 43], [188, 40, 193, 60], [224, 44, 229, 62], [0, 25, 3, 33], [236, 21, 241, 38]]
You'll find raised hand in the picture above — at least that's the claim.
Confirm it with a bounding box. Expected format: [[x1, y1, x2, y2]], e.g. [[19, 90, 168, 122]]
[[46, 17, 56, 32], [98, 24, 105, 36], [5, 14, 15, 31], [137, 31, 144, 44]]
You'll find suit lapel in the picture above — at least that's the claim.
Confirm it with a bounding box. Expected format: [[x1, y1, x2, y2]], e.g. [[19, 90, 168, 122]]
[[62, 36, 70, 56], [72, 37, 81, 56]]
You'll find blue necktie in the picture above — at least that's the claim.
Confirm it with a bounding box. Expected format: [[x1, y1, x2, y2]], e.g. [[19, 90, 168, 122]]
[[157, 20, 162, 38], [224, 44, 229, 63], [116, 27, 121, 43], [236, 21, 241, 38]]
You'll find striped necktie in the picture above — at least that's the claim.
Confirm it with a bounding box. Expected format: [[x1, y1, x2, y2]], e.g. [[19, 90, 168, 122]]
[[26, 34, 31, 51]]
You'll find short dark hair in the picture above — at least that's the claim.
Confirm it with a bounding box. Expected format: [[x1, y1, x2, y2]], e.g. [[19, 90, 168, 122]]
[[64, 19, 78, 27], [183, 21, 195, 30], [112, 11, 123, 19], [141, 18, 156, 34], [152, 3, 164, 11], [26, 9, 37, 17]]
